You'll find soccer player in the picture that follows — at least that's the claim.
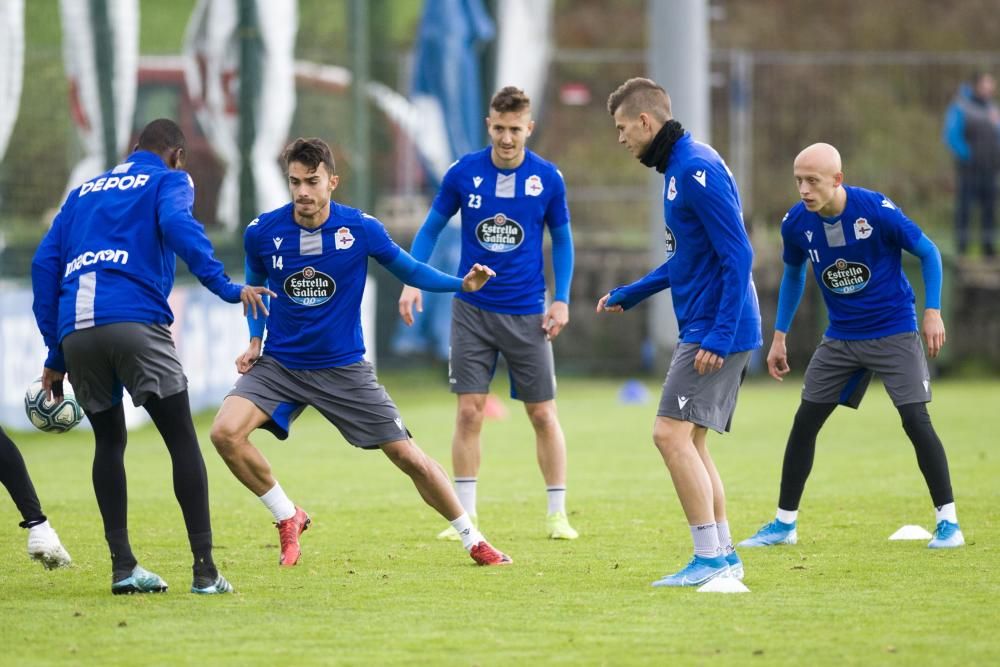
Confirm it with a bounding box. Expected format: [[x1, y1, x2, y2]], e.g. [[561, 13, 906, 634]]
[[209, 137, 512, 567], [31, 119, 271, 595], [740, 143, 964, 549], [397, 86, 578, 541], [1, 428, 71, 569], [597, 78, 762, 587]]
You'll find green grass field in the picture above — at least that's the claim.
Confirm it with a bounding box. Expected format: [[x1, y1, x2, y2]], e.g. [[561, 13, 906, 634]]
[[1, 373, 997, 666]]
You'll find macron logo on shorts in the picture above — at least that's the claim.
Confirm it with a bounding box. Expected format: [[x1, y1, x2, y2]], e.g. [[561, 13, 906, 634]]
[[677, 396, 689, 409]]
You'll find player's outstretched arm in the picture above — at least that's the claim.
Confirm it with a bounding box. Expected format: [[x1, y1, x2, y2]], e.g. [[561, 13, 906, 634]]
[[240, 285, 275, 319], [596, 262, 672, 314], [460, 263, 496, 293], [595, 292, 624, 313]]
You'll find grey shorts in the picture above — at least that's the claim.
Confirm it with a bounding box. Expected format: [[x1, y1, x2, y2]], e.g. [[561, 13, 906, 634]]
[[802, 331, 931, 408], [448, 298, 556, 403], [657, 344, 752, 433], [61, 322, 187, 413], [228, 355, 409, 448]]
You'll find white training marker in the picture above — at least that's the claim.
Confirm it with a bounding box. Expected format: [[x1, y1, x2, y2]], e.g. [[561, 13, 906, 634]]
[[697, 576, 750, 593], [888, 525, 933, 540]]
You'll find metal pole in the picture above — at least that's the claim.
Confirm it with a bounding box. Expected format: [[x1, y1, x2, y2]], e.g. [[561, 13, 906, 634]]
[[729, 49, 753, 215], [90, 0, 117, 169], [645, 0, 710, 362], [349, 0, 371, 211], [238, 0, 261, 230]]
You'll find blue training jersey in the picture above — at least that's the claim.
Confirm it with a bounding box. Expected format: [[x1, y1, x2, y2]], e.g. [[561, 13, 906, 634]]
[[431, 147, 570, 314], [31, 150, 242, 371], [660, 133, 762, 356], [246, 201, 401, 369], [781, 185, 923, 340]]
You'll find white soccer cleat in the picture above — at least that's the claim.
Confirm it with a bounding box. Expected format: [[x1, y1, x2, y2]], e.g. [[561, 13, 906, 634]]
[[27, 521, 72, 569]]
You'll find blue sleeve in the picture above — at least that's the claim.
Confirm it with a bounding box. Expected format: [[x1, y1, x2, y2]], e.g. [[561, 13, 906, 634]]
[[606, 261, 671, 310], [429, 163, 463, 221], [943, 103, 969, 161], [383, 250, 464, 292], [775, 261, 808, 333], [549, 222, 574, 303], [909, 233, 943, 310], [158, 172, 242, 303], [877, 196, 923, 252], [685, 161, 754, 357], [30, 204, 70, 372], [244, 257, 268, 339], [361, 214, 403, 265], [409, 208, 451, 263], [780, 214, 808, 266]]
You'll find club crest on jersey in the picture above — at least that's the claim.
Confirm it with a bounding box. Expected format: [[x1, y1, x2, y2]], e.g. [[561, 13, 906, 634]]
[[335, 226, 355, 250], [475, 213, 524, 252], [284, 266, 336, 306], [666, 176, 678, 201], [664, 225, 677, 260], [853, 217, 873, 240], [821, 258, 871, 295], [525, 174, 543, 196]]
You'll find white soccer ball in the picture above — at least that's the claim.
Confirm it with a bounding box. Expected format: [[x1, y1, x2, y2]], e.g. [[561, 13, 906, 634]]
[[24, 378, 84, 433]]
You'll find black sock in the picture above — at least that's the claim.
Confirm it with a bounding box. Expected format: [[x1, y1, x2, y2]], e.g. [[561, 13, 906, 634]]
[[897, 402, 954, 507], [778, 400, 838, 512], [88, 405, 137, 579], [0, 427, 46, 527], [144, 391, 217, 580]]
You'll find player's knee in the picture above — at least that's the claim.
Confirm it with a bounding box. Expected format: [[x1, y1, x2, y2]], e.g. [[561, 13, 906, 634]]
[[384, 440, 427, 475], [898, 402, 931, 433], [652, 420, 686, 458], [209, 420, 239, 454], [525, 403, 559, 432], [456, 402, 486, 430]]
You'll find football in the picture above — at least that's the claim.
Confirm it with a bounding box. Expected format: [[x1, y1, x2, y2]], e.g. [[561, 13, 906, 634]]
[[24, 378, 84, 433]]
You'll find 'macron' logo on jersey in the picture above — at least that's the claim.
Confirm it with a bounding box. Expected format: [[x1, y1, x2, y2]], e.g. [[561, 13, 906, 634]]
[[821, 259, 871, 295], [283, 266, 336, 306], [475, 213, 524, 252]]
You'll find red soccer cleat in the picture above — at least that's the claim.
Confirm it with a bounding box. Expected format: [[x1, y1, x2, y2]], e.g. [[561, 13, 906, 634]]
[[276, 507, 311, 566], [469, 541, 513, 566]]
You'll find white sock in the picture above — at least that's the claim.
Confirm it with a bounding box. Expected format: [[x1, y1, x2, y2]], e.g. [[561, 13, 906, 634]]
[[691, 522, 722, 558], [259, 482, 296, 522], [546, 486, 566, 515], [776, 508, 798, 524], [450, 513, 484, 551], [454, 478, 477, 517], [716, 520, 734, 554], [935, 502, 958, 524]]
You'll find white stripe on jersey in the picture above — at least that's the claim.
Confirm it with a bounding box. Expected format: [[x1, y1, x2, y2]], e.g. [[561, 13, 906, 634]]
[[495, 173, 516, 198], [300, 228, 323, 255], [75, 272, 97, 330]]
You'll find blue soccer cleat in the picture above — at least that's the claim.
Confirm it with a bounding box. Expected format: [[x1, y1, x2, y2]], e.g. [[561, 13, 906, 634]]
[[724, 549, 744, 581], [928, 520, 965, 548], [738, 519, 798, 547], [191, 574, 235, 595], [111, 565, 168, 595], [651, 554, 730, 587]]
